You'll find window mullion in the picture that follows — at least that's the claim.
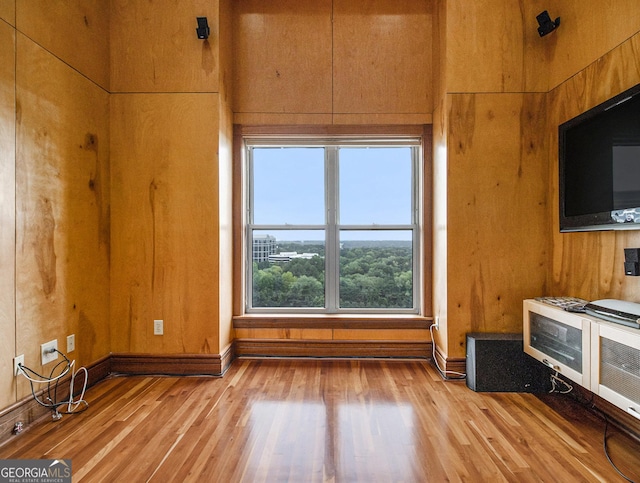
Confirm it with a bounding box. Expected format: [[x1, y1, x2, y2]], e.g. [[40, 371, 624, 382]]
[[326, 147, 339, 313]]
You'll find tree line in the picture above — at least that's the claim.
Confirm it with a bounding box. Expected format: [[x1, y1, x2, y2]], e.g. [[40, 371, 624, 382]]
[[252, 245, 412, 308]]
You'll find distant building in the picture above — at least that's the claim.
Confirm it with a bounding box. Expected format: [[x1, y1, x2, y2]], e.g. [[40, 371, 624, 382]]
[[268, 252, 319, 263], [253, 234, 277, 262]]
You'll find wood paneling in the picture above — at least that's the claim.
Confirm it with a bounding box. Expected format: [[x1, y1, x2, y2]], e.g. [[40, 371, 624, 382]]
[[110, 0, 219, 93], [445, 0, 526, 93], [0, 21, 16, 410], [1, 360, 639, 482], [232, 0, 433, 124], [333, 328, 429, 341], [234, 328, 333, 340], [110, 352, 230, 376], [546, 0, 640, 91], [0, 1, 15, 25], [332, 0, 432, 115], [110, 93, 221, 354], [548, 32, 640, 301], [15, 33, 110, 399], [235, 339, 430, 358], [16, 0, 110, 90], [446, 92, 548, 357], [217, 0, 235, 351], [238, 329, 422, 345], [333, 112, 432, 125], [232, 0, 333, 116]]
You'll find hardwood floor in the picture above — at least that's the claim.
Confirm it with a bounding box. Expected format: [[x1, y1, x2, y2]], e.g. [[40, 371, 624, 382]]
[[1, 359, 639, 482]]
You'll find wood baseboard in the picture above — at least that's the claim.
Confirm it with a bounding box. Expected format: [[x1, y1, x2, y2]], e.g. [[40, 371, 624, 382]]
[[432, 344, 467, 379], [235, 339, 431, 359], [0, 355, 111, 448], [110, 351, 231, 376], [0, 349, 234, 447]]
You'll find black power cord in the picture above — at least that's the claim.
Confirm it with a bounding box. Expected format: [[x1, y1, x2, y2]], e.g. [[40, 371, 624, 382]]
[[17, 349, 89, 419]]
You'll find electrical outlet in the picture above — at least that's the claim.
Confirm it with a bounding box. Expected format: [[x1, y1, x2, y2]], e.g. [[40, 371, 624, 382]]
[[67, 334, 75, 353], [14, 354, 24, 377], [41, 339, 58, 365], [154, 319, 164, 335]]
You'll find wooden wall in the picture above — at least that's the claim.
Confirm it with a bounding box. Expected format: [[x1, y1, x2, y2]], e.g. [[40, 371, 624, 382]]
[[1, 1, 111, 406], [3, 0, 640, 413], [0, 14, 17, 410], [549, 32, 640, 300], [433, 0, 640, 365], [232, 0, 433, 126], [432, 0, 550, 366], [110, 0, 233, 357]]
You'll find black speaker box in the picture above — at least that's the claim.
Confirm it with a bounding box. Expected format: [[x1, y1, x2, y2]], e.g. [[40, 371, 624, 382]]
[[624, 248, 640, 262], [466, 333, 550, 393]]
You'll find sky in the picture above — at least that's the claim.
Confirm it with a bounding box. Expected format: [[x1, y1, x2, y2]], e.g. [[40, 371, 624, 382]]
[[252, 146, 414, 241]]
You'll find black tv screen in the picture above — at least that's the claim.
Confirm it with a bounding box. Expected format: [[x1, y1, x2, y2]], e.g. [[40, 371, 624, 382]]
[[559, 83, 640, 232]]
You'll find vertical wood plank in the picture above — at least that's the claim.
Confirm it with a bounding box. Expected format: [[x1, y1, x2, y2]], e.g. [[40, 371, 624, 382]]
[[332, 0, 433, 115], [231, 0, 333, 116], [446, 93, 548, 353], [15, 33, 110, 398], [445, 0, 526, 93], [0, 21, 16, 409], [110, 93, 221, 354], [218, 0, 235, 351]]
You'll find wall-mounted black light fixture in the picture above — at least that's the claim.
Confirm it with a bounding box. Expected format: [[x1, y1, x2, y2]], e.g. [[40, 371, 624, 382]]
[[536, 10, 560, 37], [196, 17, 210, 40]]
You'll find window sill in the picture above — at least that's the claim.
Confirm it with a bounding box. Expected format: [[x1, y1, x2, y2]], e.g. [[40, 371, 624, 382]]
[[233, 314, 433, 330]]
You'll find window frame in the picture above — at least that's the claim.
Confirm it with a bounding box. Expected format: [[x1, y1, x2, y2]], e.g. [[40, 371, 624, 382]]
[[232, 124, 435, 322], [243, 135, 423, 315]]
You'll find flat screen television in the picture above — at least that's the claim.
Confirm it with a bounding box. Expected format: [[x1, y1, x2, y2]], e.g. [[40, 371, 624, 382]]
[[559, 82, 640, 232]]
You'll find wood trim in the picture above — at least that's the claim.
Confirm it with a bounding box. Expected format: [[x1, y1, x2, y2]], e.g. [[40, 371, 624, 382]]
[[432, 344, 467, 379], [0, 355, 111, 447], [421, 124, 433, 317], [220, 343, 235, 375], [235, 339, 431, 359], [233, 315, 433, 330], [110, 353, 228, 376], [232, 126, 245, 317], [234, 124, 427, 137]]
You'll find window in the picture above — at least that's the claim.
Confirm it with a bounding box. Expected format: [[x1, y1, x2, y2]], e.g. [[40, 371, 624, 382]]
[[244, 136, 422, 314]]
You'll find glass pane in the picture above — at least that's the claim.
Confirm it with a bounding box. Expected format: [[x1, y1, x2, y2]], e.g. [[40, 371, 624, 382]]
[[339, 230, 413, 309], [339, 147, 412, 225], [529, 312, 582, 373], [251, 230, 325, 308], [252, 147, 325, 224]]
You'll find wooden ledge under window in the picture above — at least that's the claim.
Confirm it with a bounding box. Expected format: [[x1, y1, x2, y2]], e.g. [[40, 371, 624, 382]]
[[233, 314, 433, 330]]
